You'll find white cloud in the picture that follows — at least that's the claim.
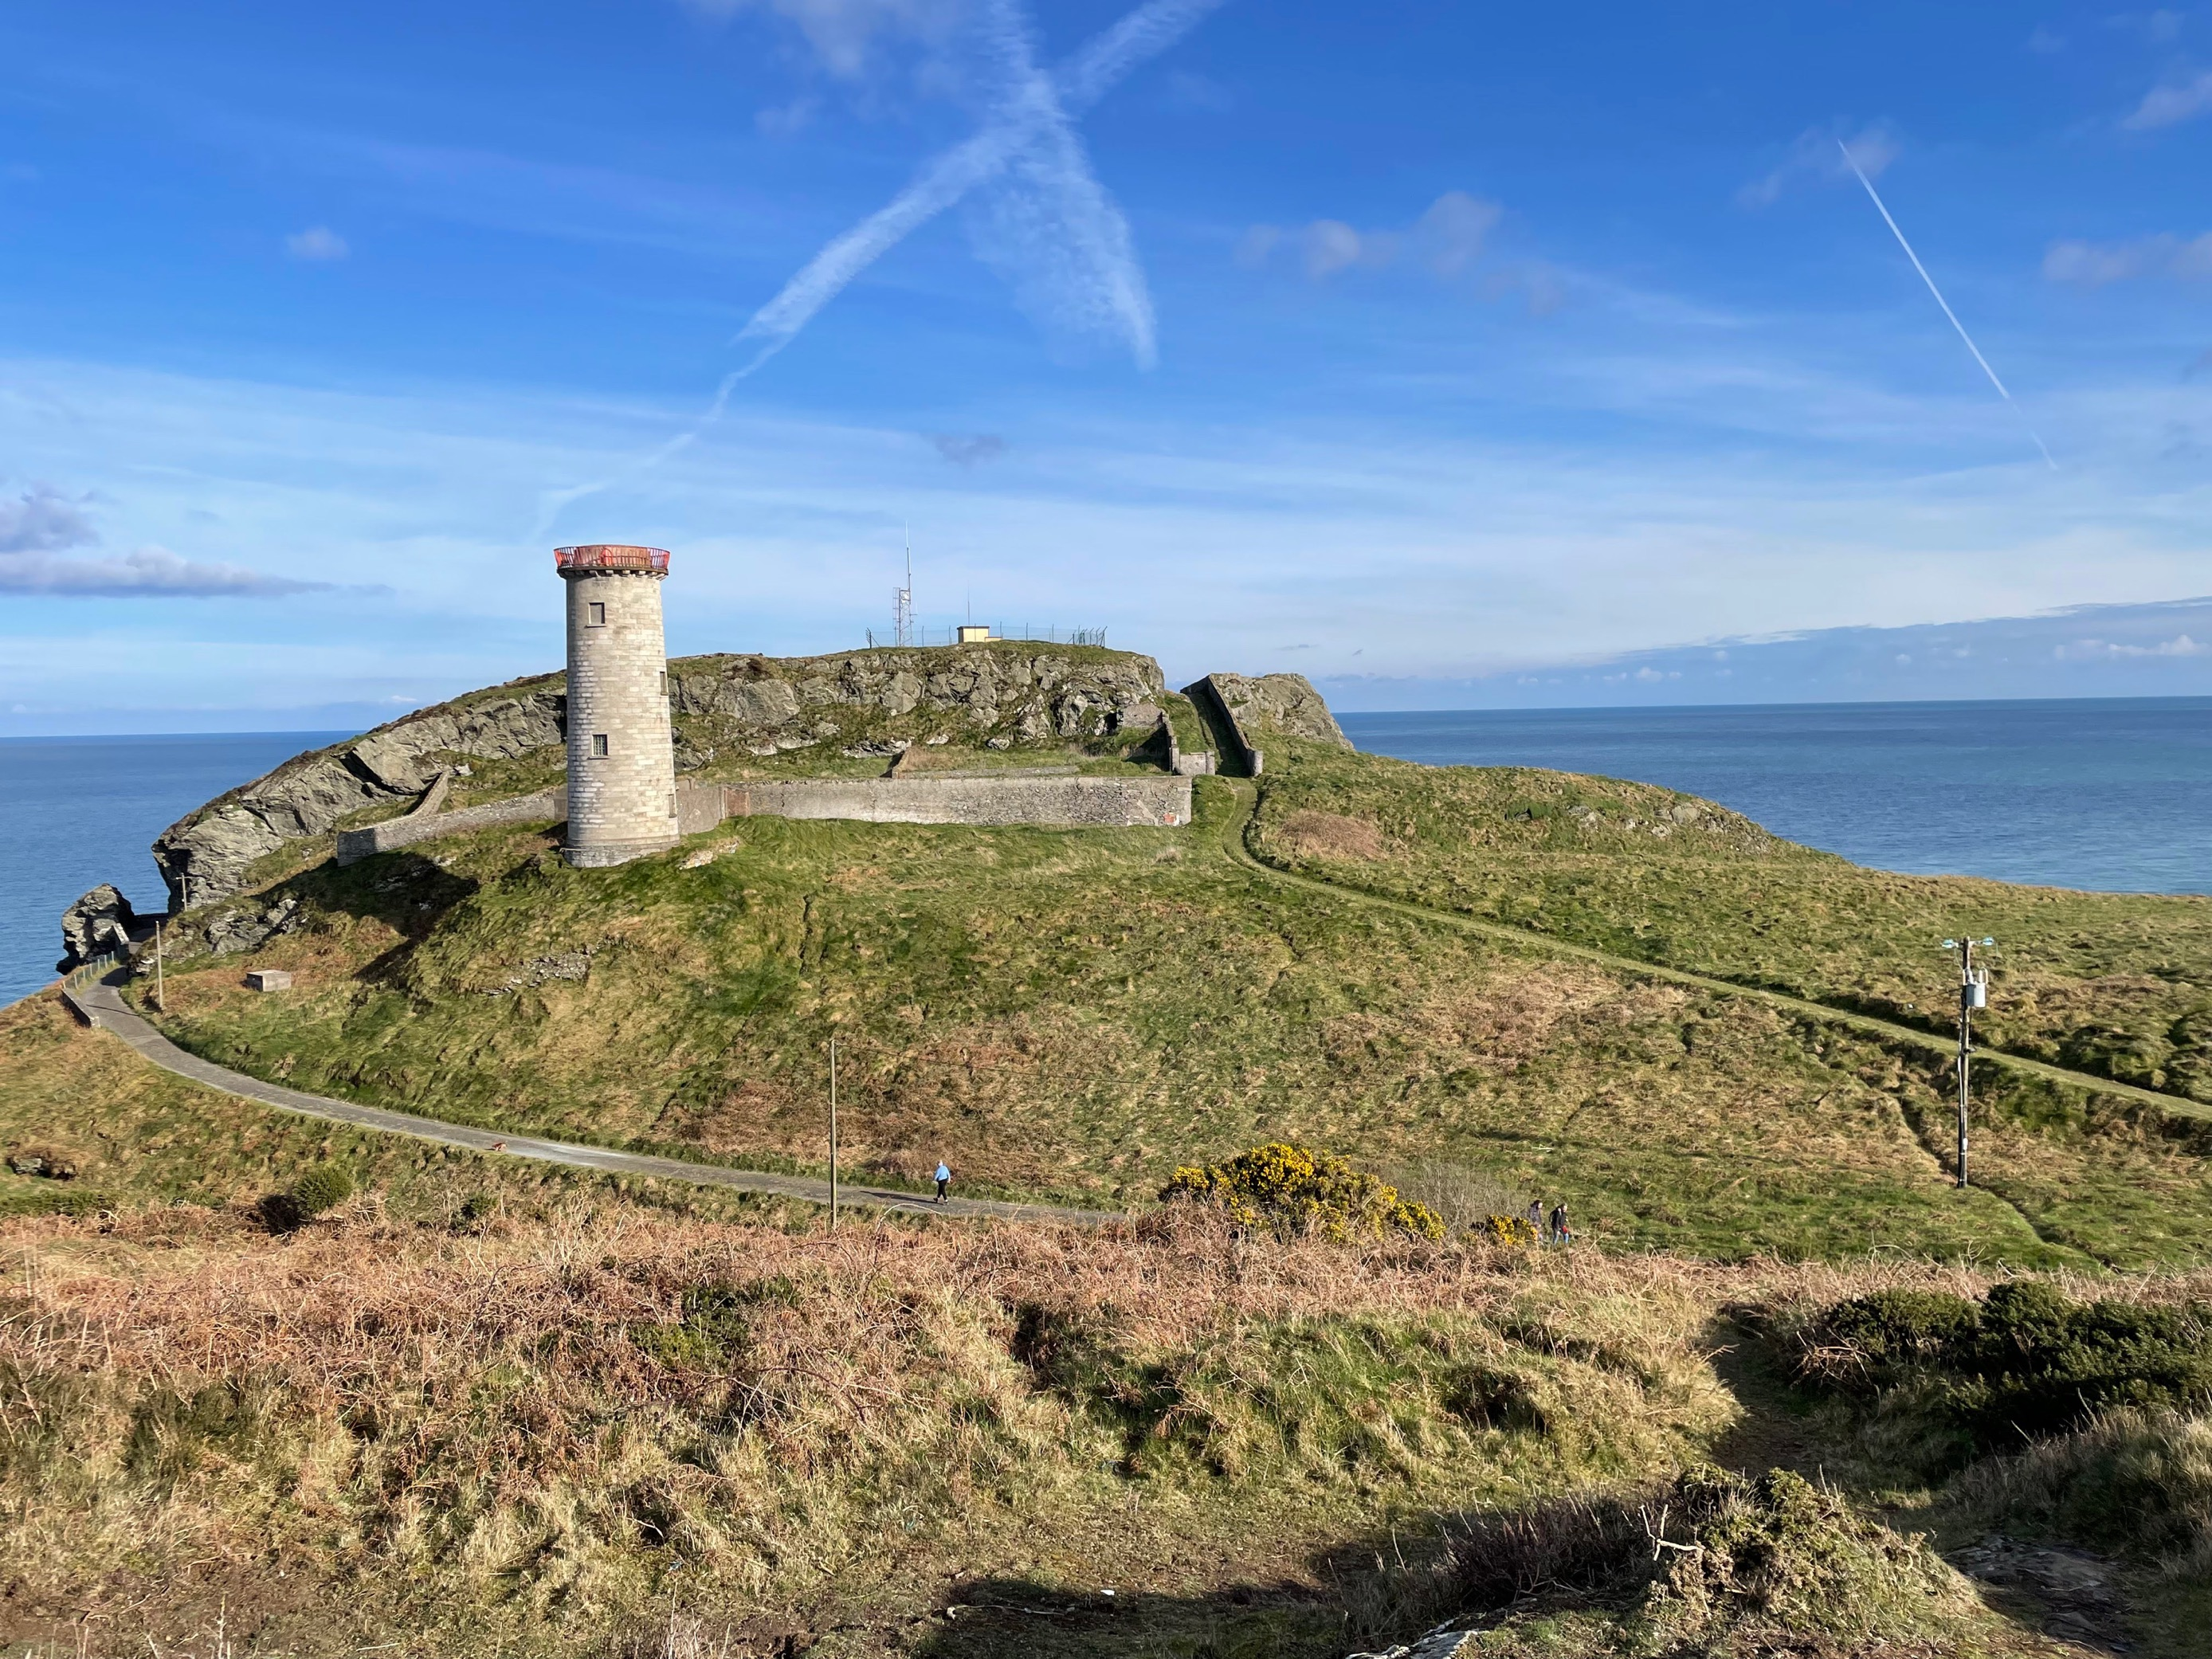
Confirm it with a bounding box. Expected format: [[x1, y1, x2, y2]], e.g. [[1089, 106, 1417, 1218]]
[[1241, 190, 1506, 285], [1737, 121, 1900, 209], [1414, 190, 1501, 277], [2124, 68, 2212, 129], [284, 225, 349, 261], [2045, 231, 2212, 286], [0, 483, 98, 553], [755, 96, 819, 137], [678, 0, 961, 80], [0, 545, 328, 597], [1301, 218, 1365, 277], [1232, 223, 1279, 268], [2057, 633, 2208, 657], [928, 431, 1006, 465]]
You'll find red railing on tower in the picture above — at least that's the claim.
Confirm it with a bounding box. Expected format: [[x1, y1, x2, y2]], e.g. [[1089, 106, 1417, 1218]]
[[554, 544, 670, 573]]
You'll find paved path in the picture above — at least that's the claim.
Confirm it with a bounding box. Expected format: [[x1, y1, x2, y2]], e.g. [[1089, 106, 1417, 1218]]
[[1214, 782, 2212, 1124], [61, 974, 1120, 1226]]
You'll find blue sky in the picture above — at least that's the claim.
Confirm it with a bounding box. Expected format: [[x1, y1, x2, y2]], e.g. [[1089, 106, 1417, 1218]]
[[2, 0, 2210, 730]]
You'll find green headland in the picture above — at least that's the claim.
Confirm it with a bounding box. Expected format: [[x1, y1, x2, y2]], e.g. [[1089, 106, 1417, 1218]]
[[3, 645, 2207, 1657]]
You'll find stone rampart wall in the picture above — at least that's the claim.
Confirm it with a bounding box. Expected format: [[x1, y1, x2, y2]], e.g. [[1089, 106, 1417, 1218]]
[[335, 790, 563, 865], [723, 775, 1192, 829], [1183, 677, 1264, 778], [331, 772, 1190, 868]]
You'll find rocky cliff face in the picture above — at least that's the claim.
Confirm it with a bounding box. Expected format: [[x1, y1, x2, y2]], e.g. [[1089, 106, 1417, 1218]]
[[147, 646, 1172, 908], [1203, 673, 1353, 749], [150, 687, 567, 909], [668, 645, 1167, 763]]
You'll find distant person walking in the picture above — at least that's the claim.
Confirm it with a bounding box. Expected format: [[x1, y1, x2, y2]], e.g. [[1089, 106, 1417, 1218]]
[[1527, 1199, 1544, 1237], [1549, 1202, 1571, 1245], [935, 1160, 951, 1204]]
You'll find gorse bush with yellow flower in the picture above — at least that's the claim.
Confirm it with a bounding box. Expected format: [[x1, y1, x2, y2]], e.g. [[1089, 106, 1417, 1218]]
[[1161, 1142, 1445, 1241]]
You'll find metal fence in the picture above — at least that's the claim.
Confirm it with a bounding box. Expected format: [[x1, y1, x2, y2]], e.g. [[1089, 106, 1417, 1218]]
[[863, 626, 1108, 649]]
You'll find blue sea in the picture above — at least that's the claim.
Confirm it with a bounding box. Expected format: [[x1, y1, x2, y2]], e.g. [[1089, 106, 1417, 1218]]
[[1340, 697, 2212, 900], [2, 699, 2209, 1008], [0, 733, 346, 1009]]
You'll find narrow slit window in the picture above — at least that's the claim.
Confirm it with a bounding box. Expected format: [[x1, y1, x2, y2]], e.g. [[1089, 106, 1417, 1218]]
[[587, 602, 606, 626], [658, 670, 667, 694], [591, 734, 609, 757]]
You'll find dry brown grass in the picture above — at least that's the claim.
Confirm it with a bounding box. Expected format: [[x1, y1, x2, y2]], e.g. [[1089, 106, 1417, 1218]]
[[6, 1194, 2209, 1654], [1276, 808, 1388, 861]]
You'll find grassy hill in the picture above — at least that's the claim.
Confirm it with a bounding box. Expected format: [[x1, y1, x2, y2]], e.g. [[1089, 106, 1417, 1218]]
[[8, 726, 2212, 1655], [69, 749, 2212, 1271], [1251, 741, 2212, 1105]]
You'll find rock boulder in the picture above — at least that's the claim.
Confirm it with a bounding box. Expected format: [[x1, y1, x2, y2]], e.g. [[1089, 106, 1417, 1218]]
[[58, 884, 139, 971]]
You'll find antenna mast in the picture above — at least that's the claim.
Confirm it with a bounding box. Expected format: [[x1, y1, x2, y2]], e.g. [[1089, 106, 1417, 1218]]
[[892, 528, 915, 647]]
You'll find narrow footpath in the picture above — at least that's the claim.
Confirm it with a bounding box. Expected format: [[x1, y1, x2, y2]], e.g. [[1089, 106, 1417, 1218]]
[[1214, 780, 2212, 1124], [62, 975, 1120, 1226]]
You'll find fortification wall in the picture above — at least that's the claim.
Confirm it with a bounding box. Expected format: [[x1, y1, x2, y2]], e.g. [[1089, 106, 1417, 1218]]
[[723, 775, 1192, 829], [331, 772, 1189, 871], [335, 790, 563, 865]]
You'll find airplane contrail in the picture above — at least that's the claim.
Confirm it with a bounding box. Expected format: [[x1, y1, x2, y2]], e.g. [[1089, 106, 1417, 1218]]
[[534, 0, 1225, 537], [1838, 140, 2057, 471]]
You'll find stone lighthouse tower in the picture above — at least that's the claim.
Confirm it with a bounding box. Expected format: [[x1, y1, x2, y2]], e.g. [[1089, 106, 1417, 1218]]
[[555, 543, 680, 867]]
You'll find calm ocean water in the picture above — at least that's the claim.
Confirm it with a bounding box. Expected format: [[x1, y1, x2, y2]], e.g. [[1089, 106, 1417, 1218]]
[[2, 700, 2207, 1007], [1341, 697, 2212, 899], [0, 733, 346, 1008]]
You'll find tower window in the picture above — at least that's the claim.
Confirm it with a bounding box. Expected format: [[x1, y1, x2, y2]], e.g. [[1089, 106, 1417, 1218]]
[[659, 671, 667, 694], [587, 602, 607, 626], [591, 734, 609, 757]]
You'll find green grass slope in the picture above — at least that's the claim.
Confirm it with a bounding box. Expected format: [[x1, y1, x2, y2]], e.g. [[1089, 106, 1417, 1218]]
[[98, 761, 2212, 1269], [1253, 741, 2212, 1106]]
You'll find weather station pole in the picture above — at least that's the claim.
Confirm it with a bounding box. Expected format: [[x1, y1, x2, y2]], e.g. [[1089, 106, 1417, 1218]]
[[829, 1036, 839, 1232], [1943, 938, 1994, 1188]]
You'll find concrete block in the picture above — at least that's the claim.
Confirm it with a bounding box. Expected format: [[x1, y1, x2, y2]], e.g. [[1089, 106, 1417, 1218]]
[[245, 969, 294, 992]]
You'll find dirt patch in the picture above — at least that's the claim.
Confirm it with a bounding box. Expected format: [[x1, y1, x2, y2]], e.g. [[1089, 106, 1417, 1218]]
[[1277, 810, 1387, 862]]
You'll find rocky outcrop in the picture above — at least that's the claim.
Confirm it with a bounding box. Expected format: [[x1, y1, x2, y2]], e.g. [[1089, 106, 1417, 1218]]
[[146, 648, 1175, 909], [57, 884, 139, 971], [1201, 673, 1352, 748], [151, 688, 567, 907], [669, 646, 1167, 763]]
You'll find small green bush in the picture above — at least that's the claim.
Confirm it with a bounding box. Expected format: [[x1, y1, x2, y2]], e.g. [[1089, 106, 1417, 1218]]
[[1162, 1143, 1444, 1242], [289, 1165, 355, 1218]]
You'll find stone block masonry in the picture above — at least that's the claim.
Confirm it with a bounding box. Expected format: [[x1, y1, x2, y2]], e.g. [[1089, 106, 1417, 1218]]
[[559, 546, 680, 868]]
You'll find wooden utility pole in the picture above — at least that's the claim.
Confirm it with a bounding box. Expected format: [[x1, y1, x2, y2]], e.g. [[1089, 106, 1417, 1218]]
[[153, 918, 165, 1014], [829, 1036, 839, 1231]]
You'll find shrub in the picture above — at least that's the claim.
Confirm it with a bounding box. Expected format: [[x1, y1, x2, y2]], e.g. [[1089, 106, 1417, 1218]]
[[1161, 1143, 1444, 1242], [288, 1165, 355, 1218], [1796, 1281, 2212, 1450], [1473, 1213, 1542, 1249], [1439, 1465, 1974, 1647]]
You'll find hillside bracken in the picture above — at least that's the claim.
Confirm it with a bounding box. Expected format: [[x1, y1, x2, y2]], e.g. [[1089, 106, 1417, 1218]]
[[0, 1199, 1744, 1657]]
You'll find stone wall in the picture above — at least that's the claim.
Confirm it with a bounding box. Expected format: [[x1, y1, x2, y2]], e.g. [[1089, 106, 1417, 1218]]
[[1200, 672, 1353, 749], [722, 775, 1192, 829], [334, 790, 563, 865], [1183, 676, 1265, 777], [563, 568, 680, 867]]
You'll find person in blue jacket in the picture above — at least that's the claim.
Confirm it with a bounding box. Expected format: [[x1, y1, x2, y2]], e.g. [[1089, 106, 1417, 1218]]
[[935, 1160, 951, 1203]]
